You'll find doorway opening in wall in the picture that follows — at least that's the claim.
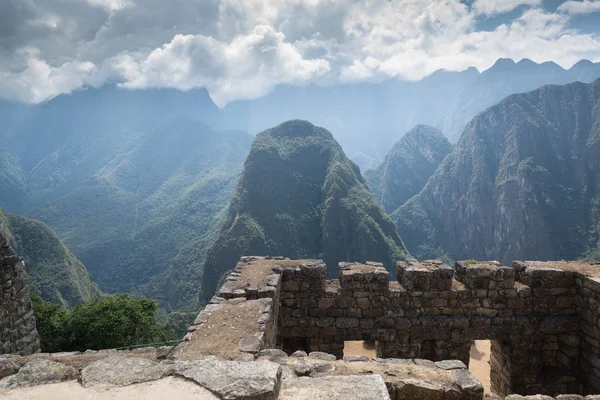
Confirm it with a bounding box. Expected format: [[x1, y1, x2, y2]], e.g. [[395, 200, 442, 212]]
[[469, 340, 491, 393], [343, 341, 376, 358], [282, 337, 309, 355]]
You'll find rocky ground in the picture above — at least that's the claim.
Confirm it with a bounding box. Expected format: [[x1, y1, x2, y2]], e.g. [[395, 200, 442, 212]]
[[0, 347, 484, 400]]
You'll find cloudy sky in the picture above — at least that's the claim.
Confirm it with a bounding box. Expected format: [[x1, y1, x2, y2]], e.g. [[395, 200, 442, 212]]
[[1, 0, 600, 106]]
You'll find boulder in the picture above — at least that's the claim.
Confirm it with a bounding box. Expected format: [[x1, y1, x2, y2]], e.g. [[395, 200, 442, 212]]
[[175, 358, 282, 400], [0, 359, 78, 389], [81, 356, 172, 388], [279, 375, 391, 399], [0, 358, 19, 379]]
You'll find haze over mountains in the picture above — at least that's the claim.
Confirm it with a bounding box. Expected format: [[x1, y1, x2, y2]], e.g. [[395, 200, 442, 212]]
[[394, 78, 600, 264], [1, 57, 600, 316], [0, 87, 250, 312], [221, 58, 600, 169]]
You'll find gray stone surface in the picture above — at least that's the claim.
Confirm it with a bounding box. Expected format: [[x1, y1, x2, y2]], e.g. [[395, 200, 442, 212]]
[[279, 375, 391, 399], [0, 358, 19, 379], [0, 359, 78, 388], [395, 379, 445, 400], [434, 360, 467, 370], [308, 352, 336, 361], [81, 356, 172, 388], [175, 358, 282, 400]]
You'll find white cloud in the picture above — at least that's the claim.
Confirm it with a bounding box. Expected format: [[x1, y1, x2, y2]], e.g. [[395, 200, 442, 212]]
[[87, 0, 132, 12], [110, 25, 330, 106], [557, 0, 600, 15], [2, 0, 600, 105], [472, 0, 542, 15], [0, 48, 97, 103]]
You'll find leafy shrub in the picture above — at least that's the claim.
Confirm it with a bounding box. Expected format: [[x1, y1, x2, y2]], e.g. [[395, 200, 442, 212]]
[[32, 293, 174, 352]]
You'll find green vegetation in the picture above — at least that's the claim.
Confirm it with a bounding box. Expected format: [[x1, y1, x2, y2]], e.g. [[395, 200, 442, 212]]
[[0, 209, 100, 307], [202, 120, 409, 299], [394, 79, 600, 264], [32, 293, 174, 352], [1, 113, 252, 314], [365, 125, 452, 214]]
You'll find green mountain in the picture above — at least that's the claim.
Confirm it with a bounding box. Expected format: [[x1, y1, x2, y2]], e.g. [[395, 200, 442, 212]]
[[0, 87, 252, 313], [201, 120, 409, 299], [394, 79, 600, 263], [0, 209, 100, 308], [22, 118, 253, 312], [365, 125, 452, 214]]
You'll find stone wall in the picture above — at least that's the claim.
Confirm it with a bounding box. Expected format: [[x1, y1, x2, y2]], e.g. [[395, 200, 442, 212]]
[[0, 234, 40, 356], [202, 256, 600, 398]]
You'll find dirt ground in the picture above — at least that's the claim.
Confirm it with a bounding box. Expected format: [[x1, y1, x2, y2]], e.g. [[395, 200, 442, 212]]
[[469, 340, 491, 393]]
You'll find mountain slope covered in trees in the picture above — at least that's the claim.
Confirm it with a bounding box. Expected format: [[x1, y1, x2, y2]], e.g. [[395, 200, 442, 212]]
[[201, 120, 409, 299], [394, 79, 600, 263], [365, 125, 452, 214], [0, 209, 100, 307], [0, 87, 252, 313]]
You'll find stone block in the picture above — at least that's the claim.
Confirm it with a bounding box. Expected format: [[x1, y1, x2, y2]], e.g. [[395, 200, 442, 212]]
[[339, 262, 389, 292], [279, 375, 391, 399], [397, 259, 453, 291], [455, 261, 515, 290]]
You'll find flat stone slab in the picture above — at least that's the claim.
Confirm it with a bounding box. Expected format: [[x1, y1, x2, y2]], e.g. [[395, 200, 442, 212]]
[[81, 356, 172, 388], [0, 359, 79, 389], [0, 359, 19, 379], [175, 358, 282, 400], [0, 376, 219, 400], [279, 375, 391, 399]]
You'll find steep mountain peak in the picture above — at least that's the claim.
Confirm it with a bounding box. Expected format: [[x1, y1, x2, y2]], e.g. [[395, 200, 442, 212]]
[[516, 58, 536, 66], [570, 59, 595, 70], [365, 125, 452, 214], [201, 120, 408, 299], [266, 119, 334, 140], [488, 58, 516, 71], [395, 79, 600, 263]]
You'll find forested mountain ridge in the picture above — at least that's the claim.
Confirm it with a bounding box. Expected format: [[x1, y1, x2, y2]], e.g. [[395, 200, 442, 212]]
[[394, 79, 600, 264], [0, 87, 252, 313], [0, 209, 100, 307], [222, 58, 600, 168], [365, 125, 452, 214], [201, 120, 409, 299]]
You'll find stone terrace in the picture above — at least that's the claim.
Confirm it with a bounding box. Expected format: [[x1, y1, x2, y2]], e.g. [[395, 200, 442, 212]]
[[178, 256, 600, 398], [3, 255, 600, 399]]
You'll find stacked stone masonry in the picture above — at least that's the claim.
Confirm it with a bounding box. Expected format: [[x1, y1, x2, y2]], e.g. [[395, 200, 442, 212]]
[[180, 256, 600, 398], [0, 234, 40, 356]]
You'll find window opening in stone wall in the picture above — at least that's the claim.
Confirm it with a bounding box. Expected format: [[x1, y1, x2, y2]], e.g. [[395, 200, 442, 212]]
[[282, 337, 309, 355], [343, 341, 376, 358]]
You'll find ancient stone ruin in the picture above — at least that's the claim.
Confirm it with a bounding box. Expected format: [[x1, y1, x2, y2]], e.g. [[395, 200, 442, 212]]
[[177, 256, 600, 398], [0, 234, 40, 356], [3, 254, 600, 399]]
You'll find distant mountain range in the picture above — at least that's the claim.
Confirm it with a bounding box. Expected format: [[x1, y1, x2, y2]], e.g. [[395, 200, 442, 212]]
[[1, 58, 599, 312], [393, 78, 600, 264], [221, 58, 600, 169], [0, 87, 250, 312], [201, 120, 409, 299]]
